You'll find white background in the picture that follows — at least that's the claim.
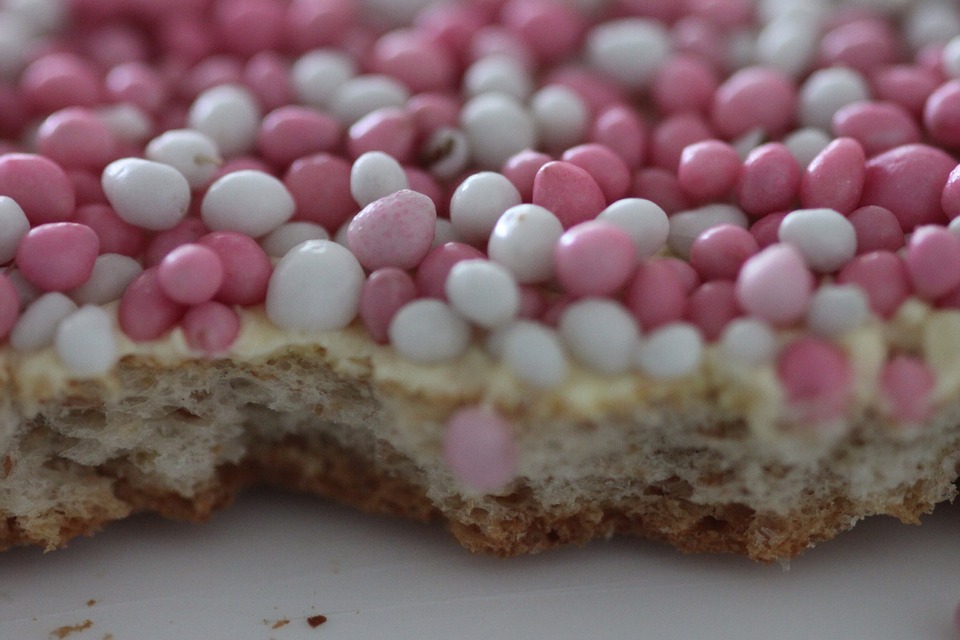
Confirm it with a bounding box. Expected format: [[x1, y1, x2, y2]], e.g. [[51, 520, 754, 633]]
[[0, 488, 957, 640]]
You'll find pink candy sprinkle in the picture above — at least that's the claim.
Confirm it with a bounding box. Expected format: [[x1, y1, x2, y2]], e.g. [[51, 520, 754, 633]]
[[848, 205, 905, 254], [677, 139, 741, 203], [0, 154, 76, 225], [903, 225, 960, 300], [284, 153, 356, 232], [923, 80, 960, 149], [347, 107, 416, 163], [589, 104, 646, 170], [711, 66, 797, 139], [181, 301, 241, 356], [442, 405, 517, 493], [860, 144, 954, 232], [501, 150, 553, 202], [799, 137, 866, 214], [561, 144, 631, 204], [16, 223, 99, 293], [347, 189, 437, 271], [736, 244, 814, 326], [532, 161, 606, 229], [415, 241, 486, 300], [689, 224, 759, 281], [625, 259, 688, 331], [777, 337, 854, 424], [836, 251, 910, 318], [554, 220, 636, 297], [0, 274, 19, 341], [879, 356, 936, 426], [157, 243, 225, 305], [686, 280, 741, 341], [737, 143, 802, 217], [198, 231, 273, 306], [118, 268, 187, 341], [257, 105, 342, 167], [360, 267, 419, 345], [649, 112, 714, 172], [832, 101, 921, 156], [73, 203, 147, 257], [36, 108, 119, 171], [652, 53, 718, 116], [369, 29, 457, 93]]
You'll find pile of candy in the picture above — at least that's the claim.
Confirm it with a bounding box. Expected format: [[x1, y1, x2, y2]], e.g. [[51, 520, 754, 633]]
[[1, 0, 960, 464]]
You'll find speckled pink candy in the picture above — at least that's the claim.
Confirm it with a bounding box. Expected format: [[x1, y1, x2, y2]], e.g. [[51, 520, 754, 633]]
[[347, 189, 437, 271]]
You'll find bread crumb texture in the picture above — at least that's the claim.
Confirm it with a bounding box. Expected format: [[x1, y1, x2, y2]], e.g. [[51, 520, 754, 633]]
[[0, 308, 958, 562]]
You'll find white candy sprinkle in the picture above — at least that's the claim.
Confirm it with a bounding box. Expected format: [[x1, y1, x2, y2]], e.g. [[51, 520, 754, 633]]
[[69, 254, 142, 305], [201, 170, 296, 237], [726, 28, 757, 70], [783, 127, 832, 168], [422, 127, 471, 180], [145, 129, 223, 190], [291, 49, 356, 108], [449, 171, 522, 246], [260, 222, 330, 258], [905, 0, 960, 51], [187, 84, 261, 157], [806, 284, 870, 337], [778, 208, 857, 273], [498, 320, 568, 388], [634, 322, 703, 379], [732, 127, 766, 160], [330, 74, 410, 124], [265, 239, 365, 331], [0, 15, 31, 79], [488, 204, 564, 283], [667, 204, 750, 260], [798, 67, 871, 131], [96, 103, 153, 145], [559, 298, 639, 375], [350, 151, 409, 207], [4, 0, 67, 35], [432, 217, 458, 247], [530, 84, 589, 152], [948, 216, 960, 238], [758, 0, 829, 23], [460, 92, 537, 169], [719, 317, 778, 364], [102, 157, 191, 231], [54, 305, 117, 376], [944, 35, 960, 78], [0, 196, 29, 264], [445, 259, 520, 329], [10, 292, 76, 352], [597, 198, 669, 260], [586, 18, 670, 90], [756, 13, 819, 77], [5, 269, 39, 308], [463, 54, 534, 101], [388, 299, 472, 364]]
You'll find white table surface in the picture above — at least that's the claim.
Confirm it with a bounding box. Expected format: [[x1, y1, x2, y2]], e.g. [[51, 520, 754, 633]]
[[0, 487, 957, 640]]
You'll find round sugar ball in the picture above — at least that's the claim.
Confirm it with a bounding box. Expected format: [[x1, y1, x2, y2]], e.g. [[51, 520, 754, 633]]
[[10, 291, 76, 352], [460, 93, 536, 169], [559, 298, 639, 374], [102, 157, 191, 231], [449, 171, 522, 246], [260, 222, 330, 258], [463, 54, 533, 101], [445, 259, 520, 329], [488, 204, 564, 283], [145, 128, 222, 190], [634, 322, 704, 379], [798, 67, 870, 131], [718, 317, 778, 365], [330, 74, 410, 124], [586, 18, 670, 90], [806, 284, 870, 337], [265, 239, 364, 331], [291, 49, 356, 108], [778, 208, 857, 273], [597, 198, 670, 260], [187, 84, 261, 157], [201, 170, 295, 237], [388, 299, 472, 364], [530, 84, 589, 151], [0, 195, 30, 264], [69, 253, 142, 305], [350, 150, 408, 207], [498, 320, 568, 388], [54, 305, 117, 376], [783, 127, 831, 168]]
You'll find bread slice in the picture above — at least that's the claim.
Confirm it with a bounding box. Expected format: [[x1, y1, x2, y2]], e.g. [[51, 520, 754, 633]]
[[2, 304, 957, 562]]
